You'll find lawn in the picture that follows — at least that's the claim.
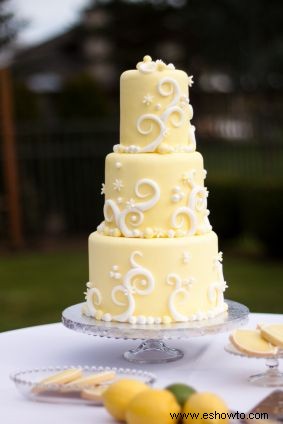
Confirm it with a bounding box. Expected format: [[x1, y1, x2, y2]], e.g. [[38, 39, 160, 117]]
[[0, 249, 282, 332]]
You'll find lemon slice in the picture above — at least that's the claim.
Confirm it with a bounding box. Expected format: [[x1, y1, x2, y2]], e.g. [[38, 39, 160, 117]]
[[230, 329, 278, 357], [63, 370, 116, 391], [80, 386, 107, 402], [258, 323, 283, 348], [32, 368, 82, 393]]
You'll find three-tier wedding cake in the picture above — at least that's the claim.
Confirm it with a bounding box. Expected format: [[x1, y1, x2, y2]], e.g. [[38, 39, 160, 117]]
[[82, 56, 228, 325]]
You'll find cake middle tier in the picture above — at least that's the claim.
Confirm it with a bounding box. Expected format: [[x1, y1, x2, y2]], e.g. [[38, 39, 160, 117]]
[[98, 152, 212, 238]]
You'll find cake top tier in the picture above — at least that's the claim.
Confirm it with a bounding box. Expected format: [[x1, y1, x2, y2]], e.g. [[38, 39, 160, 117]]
[[114, 56, 197, 154]]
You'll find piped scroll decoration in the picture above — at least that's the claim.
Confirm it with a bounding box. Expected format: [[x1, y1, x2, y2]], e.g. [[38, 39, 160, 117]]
[[103, 178, 160, 237], [110, 251, 155, 322]]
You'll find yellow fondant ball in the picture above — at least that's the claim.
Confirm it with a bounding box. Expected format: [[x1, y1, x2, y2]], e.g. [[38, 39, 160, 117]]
[[126, 388, 181, 424], [102, 379, 148, 421], [182, 392, 229, 424]]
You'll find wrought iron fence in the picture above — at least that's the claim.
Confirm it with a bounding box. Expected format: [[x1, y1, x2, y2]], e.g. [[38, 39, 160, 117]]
[[1, 121, 283, 244]]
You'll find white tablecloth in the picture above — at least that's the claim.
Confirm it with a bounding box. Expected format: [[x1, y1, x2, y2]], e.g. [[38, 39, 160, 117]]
[[0, 312, 282, 423]]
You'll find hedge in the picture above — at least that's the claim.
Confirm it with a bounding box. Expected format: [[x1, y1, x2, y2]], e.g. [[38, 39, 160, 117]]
[[208, 177, 283, 257]]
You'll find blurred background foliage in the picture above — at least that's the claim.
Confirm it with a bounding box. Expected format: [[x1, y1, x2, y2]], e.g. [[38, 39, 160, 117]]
[[0, 0, 283, 331]]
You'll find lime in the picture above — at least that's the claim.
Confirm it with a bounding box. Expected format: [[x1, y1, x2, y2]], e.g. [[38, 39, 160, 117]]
[[166, 383, 196, 407]]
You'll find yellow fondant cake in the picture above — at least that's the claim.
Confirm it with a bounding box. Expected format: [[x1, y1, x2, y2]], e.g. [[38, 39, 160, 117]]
[[83, 56, 228, 324], [99, 152, 211, 238]]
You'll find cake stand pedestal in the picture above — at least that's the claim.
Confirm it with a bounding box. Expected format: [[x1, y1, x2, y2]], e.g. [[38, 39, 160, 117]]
[[225, 343, 283, 387], [62, 300, 249, 364]]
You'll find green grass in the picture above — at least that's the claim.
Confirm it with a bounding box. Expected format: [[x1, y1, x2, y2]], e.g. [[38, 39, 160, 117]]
[[0, 249, 88, 332], [0, 249, 282, 332]]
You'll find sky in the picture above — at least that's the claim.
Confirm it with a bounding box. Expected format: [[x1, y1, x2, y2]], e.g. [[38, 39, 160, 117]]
[[10, 0, 91, 45]]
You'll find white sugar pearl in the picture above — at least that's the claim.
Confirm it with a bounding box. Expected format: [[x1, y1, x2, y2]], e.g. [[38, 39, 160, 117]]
[[171, 194, 180, 203]]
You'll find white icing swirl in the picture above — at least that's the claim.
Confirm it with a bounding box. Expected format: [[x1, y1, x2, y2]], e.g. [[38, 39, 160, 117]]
[[111, 251, 155, 322], [158, 77, 180, 108], [134, 179, 161, 211], [172, 168, 212, 235], [189, 186, 208, 212], [85, 284, 102, 317], [104, 179, 160, 237], [171, 206, 197, 235], [136, 114, 166, 153], [167, 274, 194, 322], [104, 199, 120, 227], [136, 77, 184, 153]]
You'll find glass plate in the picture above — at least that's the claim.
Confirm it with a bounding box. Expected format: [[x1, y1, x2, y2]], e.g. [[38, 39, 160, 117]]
[[62, 300, 249, 363], [225, 343, 283, 387], [11, 365, 156, 405], [62, 300, 249, 340]]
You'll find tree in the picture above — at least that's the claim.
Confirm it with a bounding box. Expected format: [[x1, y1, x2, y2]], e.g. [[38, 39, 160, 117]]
[[86, 0, 283, 90], [0, 0, 19, 50]]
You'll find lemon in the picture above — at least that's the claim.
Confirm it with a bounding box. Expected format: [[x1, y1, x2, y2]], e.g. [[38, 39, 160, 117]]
[[126, 388, 181, 424], [102, 378, 148, 421], [182, 392, 229, 424], [166, 383, 196, 407]]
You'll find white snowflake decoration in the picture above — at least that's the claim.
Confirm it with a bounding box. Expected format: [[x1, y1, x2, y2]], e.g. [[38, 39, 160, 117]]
[[182, 276, 196, 287], [182, 170, 196, 186], [188, 75, 194, 87], [142, 94, 154, 106], [113, 178, 124, 192], [101, 183, 105, 195], [125, 198, 136, 209]]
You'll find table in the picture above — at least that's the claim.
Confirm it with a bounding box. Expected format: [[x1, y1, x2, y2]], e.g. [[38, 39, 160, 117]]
[[0, 313, 282, 423]]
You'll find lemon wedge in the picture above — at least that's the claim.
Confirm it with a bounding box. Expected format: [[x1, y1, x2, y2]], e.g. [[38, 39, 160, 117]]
[[230, 329, 278, 357], [258, 323, 283, 348], [80, 386, 107, 402], [62, 370, 116, 391], [32, 368, 82, 393]]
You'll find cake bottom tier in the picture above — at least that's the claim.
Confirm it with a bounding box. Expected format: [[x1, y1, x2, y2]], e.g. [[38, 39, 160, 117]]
[[83, 231, 228, 324]]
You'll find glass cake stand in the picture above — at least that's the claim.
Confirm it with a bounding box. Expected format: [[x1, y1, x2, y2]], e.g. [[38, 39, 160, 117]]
[[62, 300, 249, 364], [225, 343, 283, 387]]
